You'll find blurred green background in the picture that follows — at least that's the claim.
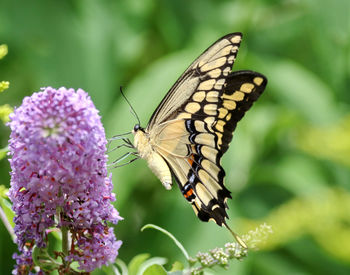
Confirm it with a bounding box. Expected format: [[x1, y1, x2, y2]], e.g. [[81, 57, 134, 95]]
[[1, 0, 349, 274]]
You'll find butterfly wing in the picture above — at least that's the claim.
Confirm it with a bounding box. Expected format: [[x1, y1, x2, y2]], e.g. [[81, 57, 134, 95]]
[[147, 32, 243, 130], [142, 32, 267, 225], [150, 70, 267, 225]]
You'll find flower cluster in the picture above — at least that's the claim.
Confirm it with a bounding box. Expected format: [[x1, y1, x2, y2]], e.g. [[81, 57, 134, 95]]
[[189, 223, 273, 274], [0, 80, 9, 93], [8, 87, 122, 273], [241, 223, 273, 250], [190, 242, 246, 275]]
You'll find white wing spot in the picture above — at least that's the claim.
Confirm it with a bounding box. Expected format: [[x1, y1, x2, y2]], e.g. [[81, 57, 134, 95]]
[[207, 68, 222, 78], [214, 78, 226, 90], [230, 35, 241, 44], [204, 104, 218, 116], [223, 67, 231, 76], [241, 83, 255, 93], [185, 102, 201, 113], [206, 91, 219, 103], [198, 79, 216, 90], [192, 91, 206, 102], [227, 55, 235, 64], [253, 77, 264, 86], [201, 57, 227, 72], [223, 100, 236, 110]]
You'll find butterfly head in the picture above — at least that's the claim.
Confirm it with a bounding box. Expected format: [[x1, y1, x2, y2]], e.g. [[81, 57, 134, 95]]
[[133, 124, 144, 134]]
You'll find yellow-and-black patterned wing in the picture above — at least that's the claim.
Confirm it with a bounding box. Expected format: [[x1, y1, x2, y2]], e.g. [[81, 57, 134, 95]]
[[147, 33, 267, 226], [147, 33, 244, 130]]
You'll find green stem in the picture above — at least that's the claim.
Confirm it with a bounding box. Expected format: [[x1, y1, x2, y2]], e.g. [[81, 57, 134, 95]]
[[61, 224, 69, 256], [141, 223, 190, 260], [57, 186, 69, 256]]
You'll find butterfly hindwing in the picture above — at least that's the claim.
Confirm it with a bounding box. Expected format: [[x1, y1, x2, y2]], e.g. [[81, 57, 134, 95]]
[[152, 69, 267, 224], [150, 77, 266, 224], [213, 70, 267, 153], [152, 118, 230, 225]]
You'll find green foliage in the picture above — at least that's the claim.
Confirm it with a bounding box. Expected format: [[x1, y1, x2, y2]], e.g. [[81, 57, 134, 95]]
[[128, 254, 152, 275], [111, 223, 272, 275], [0, 185, 15, 242], [170, 261, 184, 272], [0, 43, 11, 123], [0, 104, 12, 123], [32, 246, 61, 273], [241, 188, 350, 262], [0, 44, 8, 60], [143, 264, 167, 275], [0, 81, 10, 93], [0, 187, 14, 228], [0, 147, 8, 160], [296, 115, 350, 167], [1, 0, 349, 274], [112, 253, 167, 275]]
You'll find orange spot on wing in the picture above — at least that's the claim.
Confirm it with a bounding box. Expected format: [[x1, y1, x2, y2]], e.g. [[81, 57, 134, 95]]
[[184, 188, 194, 199], [187, 154, 195, 166]]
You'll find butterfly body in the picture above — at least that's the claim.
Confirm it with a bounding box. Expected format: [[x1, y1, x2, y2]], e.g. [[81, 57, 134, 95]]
[[131, 33, 267, 243], [133, 125, 173, 190]]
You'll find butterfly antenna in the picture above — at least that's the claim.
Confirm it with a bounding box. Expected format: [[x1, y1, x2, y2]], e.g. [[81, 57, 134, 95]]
[[223, 220, 248, 249], [109, 132, 132, 140], [120, 86, 141, 126]]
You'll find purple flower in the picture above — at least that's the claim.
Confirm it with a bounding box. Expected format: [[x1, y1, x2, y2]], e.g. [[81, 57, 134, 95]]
[[8, 87, 122, 273], [66, 224, 122, 272]]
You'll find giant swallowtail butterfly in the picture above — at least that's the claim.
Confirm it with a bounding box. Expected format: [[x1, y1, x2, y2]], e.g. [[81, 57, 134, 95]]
[[125, 33, 267, 247]]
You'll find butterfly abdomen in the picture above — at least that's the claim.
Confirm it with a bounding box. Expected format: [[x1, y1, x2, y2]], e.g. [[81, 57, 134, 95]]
[[133, 129, 173, 190]]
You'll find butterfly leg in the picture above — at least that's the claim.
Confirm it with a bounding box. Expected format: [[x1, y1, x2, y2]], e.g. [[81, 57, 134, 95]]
[[110, 156, 139, 168], [109, 151, 139, 166], [107, 141, 134, 154]]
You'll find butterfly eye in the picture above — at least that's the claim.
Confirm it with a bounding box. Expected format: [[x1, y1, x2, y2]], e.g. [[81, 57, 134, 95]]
[[133, 124, 141, 132]]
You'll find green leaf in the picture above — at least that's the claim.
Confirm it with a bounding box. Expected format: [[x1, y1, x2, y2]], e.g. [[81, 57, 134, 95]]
[[128, 253, 150, 275], [137, 257, 167, 275], [0, 194, 15, 229], [115, 258, 128, 275], [102, 263, 122, 275], [0, 185, 8, 198], [170, 261, 184, 272], [69, 261, 81, 272], [141, 224, 189, 260], [168, 272, 184, 275], [0, 146, 8, 160], [143, 264, 166, 275], [32, 245, 60, 272]]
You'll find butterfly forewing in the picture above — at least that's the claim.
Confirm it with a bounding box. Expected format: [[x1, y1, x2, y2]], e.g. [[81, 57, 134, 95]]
[[147, 33, 243, 130], [139, 33, 267, 227]]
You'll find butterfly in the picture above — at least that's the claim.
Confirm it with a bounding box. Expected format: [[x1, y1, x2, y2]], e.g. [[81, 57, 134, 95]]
[[120, 33, 267, 247]]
